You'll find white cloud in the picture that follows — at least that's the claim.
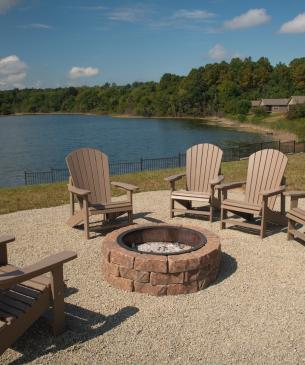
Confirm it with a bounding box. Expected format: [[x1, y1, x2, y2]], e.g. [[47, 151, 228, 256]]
[[69, 66, 99, 79], [150, 9, 216, 30], [108, 5, 150, 22], [279, 13, 305, 34], [21, 23, 53, 29], [79, 6, 106, 11], [208, 44, 228, 61], [208, 44, 242, 62], [173, 9, 215, 20], [0, 55, 27, 89], [0, 0, 20, 13], [224, 8, 270, 30]]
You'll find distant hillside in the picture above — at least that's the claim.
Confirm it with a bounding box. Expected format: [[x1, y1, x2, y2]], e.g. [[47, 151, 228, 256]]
[[1, 57, 305, 117]]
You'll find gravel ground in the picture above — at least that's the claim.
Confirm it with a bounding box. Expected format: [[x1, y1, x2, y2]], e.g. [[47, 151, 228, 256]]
[[1, 190, 305, 365]]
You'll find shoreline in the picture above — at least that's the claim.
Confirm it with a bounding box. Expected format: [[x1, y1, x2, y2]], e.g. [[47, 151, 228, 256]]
[[205, 116, 296, 141], [111, 114, 297, 141], [2, 112, 296, 141]]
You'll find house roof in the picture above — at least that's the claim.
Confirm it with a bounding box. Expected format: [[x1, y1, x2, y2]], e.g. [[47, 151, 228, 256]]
[[251, 100, 261, 107], [289, 96, 305, 105], [261, 98, 289, 106]]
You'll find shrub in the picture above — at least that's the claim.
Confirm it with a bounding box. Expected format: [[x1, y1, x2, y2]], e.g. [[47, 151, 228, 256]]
[[287, 103, 305, 119], [253, 106, 268, 117], [236, 100, 251, 115], [224, 99, 251, 115], [237, 114, 247, 122]]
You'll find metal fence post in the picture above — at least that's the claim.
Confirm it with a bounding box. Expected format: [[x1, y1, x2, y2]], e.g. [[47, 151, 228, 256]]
[[24, 171, 27, 185], [51, 168, 54, 183], [140, 158, 143, 171], [178, 152, 181, 167]]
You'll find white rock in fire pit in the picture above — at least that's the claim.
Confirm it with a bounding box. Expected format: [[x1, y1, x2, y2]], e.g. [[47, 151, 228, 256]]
[[134, 242, 192, 254]]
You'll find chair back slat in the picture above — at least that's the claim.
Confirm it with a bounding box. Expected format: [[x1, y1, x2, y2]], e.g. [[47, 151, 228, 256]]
[[245, 149, 287, 209], [186, 144, 223, 192], [66, 148, 111, 204]]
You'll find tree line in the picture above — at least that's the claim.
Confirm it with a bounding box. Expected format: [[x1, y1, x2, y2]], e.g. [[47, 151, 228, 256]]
[[1, 57, 305, 117]]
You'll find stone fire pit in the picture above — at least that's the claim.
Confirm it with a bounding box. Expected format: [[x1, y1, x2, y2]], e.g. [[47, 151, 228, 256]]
[[102, 224, 221, 296]]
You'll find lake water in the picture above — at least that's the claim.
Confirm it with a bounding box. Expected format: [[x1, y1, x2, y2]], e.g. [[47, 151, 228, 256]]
[[0, 114, 267, 187]]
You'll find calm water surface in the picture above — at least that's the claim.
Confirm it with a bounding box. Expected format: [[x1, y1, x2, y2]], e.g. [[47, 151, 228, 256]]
[[0, 115, 267, 187]]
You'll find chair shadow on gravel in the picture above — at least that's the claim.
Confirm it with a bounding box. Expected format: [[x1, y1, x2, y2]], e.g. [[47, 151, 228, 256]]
[[75, 211, 165, 238], [224, 215, 285, 238], [213, 252, 237, 285], [133, 211, 165, 224], [227, 224, 285, 237], [9, 303, 139, 364]]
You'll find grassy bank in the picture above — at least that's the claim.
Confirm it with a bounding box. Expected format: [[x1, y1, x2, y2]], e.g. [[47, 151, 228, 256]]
[[244, 113, 305, 140], [1, 153, 305, 215]]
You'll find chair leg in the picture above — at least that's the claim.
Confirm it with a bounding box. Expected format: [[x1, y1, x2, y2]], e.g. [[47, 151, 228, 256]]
[[209, 205, 213, 223], [128, 211, 133, 224], [287, 218, 294, 241], [170, 198, 174, 218], [50, 265, 65, 336], [83, 199, 89, 239], [260, 215, 266, 239], [69, 192, 75, 217], [280, 193, 285, 216], [220, 206, 226, 229]]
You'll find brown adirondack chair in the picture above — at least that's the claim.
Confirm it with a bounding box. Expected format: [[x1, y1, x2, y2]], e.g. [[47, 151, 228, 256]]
[[217, 149, 287, 238], [285, 191, 305, 242], [165, 143, 224, 222], [0, 235, 77, 355], [66, 148, 138, 239]]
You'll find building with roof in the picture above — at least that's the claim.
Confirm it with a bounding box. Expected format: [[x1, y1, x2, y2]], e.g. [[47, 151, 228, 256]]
[[260, 98, 290, 113], [288, 96, 305, 110]]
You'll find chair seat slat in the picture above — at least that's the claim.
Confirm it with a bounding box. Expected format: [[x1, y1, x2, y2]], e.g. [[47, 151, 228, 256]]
[[10, 284, 41, 299], [0, 302, 23, 317], [288, 208, 305, 220], [222, 199, 261, 211], [0, 294, 30, 312], [4, 290, 35, 306]]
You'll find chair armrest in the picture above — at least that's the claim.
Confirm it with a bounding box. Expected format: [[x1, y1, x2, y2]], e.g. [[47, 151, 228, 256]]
[[284, 191, 305, 199], [0, 235, 15, 246], [68, 185, 90, 197], [260, 186, 285, 198], [0, 251, 77, 289], [164, 173, 186, 182], [210, 175, 224, 187], [216, 181, 246, 191], [111, 181, 138, 192]]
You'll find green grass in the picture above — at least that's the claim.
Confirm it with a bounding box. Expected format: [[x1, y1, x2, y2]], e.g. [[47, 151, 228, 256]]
[[1, 153, 305, 215], [246, 113, 305, 140]]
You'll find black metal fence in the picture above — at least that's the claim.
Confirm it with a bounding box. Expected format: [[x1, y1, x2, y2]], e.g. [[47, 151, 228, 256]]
[[24, 139, 305, 185]]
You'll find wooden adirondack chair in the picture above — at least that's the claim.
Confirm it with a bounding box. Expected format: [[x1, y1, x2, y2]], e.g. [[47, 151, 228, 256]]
[[165, 143, 224, 222], [66, 148, 138, 239], [285, 191, 305, 242], [0, 235, 77, 355], [217, 149, 287, 238]]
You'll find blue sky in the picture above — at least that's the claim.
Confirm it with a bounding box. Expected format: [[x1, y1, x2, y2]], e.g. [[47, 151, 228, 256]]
[[0, 0, 305, 89]]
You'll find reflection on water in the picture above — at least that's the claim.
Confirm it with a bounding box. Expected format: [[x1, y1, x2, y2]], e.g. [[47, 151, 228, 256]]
[[0, 115, 268, 187]]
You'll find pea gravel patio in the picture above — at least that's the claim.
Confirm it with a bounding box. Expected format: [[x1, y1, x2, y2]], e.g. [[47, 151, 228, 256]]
[[1, 190, 305, 365]]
